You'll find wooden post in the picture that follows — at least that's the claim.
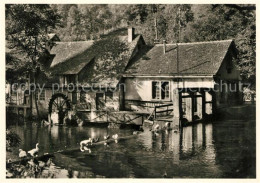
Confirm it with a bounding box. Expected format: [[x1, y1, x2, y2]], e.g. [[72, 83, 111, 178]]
[[201, 90, 206, 120], [172, 88, 181, 131], [191, 92, 195, 122], [154, 106, 157, 119], [211, 90, 216, 116]]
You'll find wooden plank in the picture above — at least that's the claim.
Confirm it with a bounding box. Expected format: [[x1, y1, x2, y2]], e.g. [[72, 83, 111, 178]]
[[182, 95, 202, 98], [155, 103, 173, 108], [156, 109, 173, 113]]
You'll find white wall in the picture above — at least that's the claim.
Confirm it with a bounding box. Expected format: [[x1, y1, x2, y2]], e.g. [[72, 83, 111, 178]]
[[125, 77, 215, 102]]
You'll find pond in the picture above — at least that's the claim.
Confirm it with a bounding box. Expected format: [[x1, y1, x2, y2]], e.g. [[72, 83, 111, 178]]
[[7, 106, 256, 178]]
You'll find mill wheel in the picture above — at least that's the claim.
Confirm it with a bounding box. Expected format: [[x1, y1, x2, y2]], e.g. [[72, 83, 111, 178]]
[[48, 93, 71, 124]]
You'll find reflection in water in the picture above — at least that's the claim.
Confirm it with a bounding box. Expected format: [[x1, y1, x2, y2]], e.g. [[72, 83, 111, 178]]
[[7, 118, 255, 178]]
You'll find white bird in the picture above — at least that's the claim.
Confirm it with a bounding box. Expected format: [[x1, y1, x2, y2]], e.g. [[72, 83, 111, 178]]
[[104, 141, 109, 147], [112, 134, 119, 143], [80, 138, 92, 152], [104, 135, 110, 140], [28, 143, 39, 157], [19, 149, 27, 158], [112, 134, 118, 140]]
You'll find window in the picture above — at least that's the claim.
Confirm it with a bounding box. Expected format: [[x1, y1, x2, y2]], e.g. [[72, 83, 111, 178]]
[[152, 81, 170, 100]]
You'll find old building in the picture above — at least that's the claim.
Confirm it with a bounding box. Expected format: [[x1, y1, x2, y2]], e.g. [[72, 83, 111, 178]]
[[31, 28, 145, 123], [6, 27, 242, 128], [122, 39, 242, 128]]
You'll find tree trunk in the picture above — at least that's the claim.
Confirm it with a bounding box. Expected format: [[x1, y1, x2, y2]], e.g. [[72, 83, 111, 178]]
[[33, 37, 40, 121], [34, 77, 40, 121]]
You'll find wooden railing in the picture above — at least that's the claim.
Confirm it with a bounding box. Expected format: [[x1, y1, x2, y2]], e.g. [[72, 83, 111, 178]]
[[146, 103, 173, 122]]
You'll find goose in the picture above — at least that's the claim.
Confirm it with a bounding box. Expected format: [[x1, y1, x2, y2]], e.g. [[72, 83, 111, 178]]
[[19, 149, 27, 158], [28, 143, 39, 157], [104, 135, 110, 140], [80, 138, 92, 152], [112, 134, 118, 143]]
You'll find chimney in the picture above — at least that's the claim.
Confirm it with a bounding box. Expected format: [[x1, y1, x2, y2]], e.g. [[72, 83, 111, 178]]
[[128, 27, 135, 43], [163, 40, 166, 54]]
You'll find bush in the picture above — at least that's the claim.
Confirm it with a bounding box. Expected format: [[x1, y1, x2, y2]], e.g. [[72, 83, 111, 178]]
[[6, 129, 21, 151]]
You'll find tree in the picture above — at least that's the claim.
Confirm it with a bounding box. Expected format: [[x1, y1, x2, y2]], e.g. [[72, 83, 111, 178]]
[[6, 4, 60, 119], [185, 4, 256, 89]]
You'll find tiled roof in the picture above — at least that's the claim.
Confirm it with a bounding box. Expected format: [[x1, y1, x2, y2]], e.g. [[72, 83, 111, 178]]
[[49, 28, 144, 86], [50, 41, 94, 68], [125, 40, 234, 76]]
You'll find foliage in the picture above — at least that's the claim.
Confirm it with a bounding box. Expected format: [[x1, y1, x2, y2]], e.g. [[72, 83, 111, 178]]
[[6, 4, 256, 88], [185, 5, 256, 88], [6, 4, 60, 82], [6, 157, 56, 178], [6, 129, 21, 151]]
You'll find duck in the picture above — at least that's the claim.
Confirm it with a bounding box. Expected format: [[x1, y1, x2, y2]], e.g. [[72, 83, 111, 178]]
[[19, 149, 27, 159], [104, 135, 110, 140], [104, 141, 109, 147], [80, 138, 92, 152], [28, 143, 39, 157], [112, 134, 118, 141]]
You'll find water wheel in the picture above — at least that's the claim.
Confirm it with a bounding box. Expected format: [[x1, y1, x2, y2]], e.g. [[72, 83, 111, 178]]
[[48, 93, 71, 124]]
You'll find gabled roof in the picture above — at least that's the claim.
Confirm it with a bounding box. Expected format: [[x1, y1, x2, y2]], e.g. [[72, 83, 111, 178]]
[[49, 28, 145, 86], [125, 39, 235, 76], [50, 41, 94, 68]]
